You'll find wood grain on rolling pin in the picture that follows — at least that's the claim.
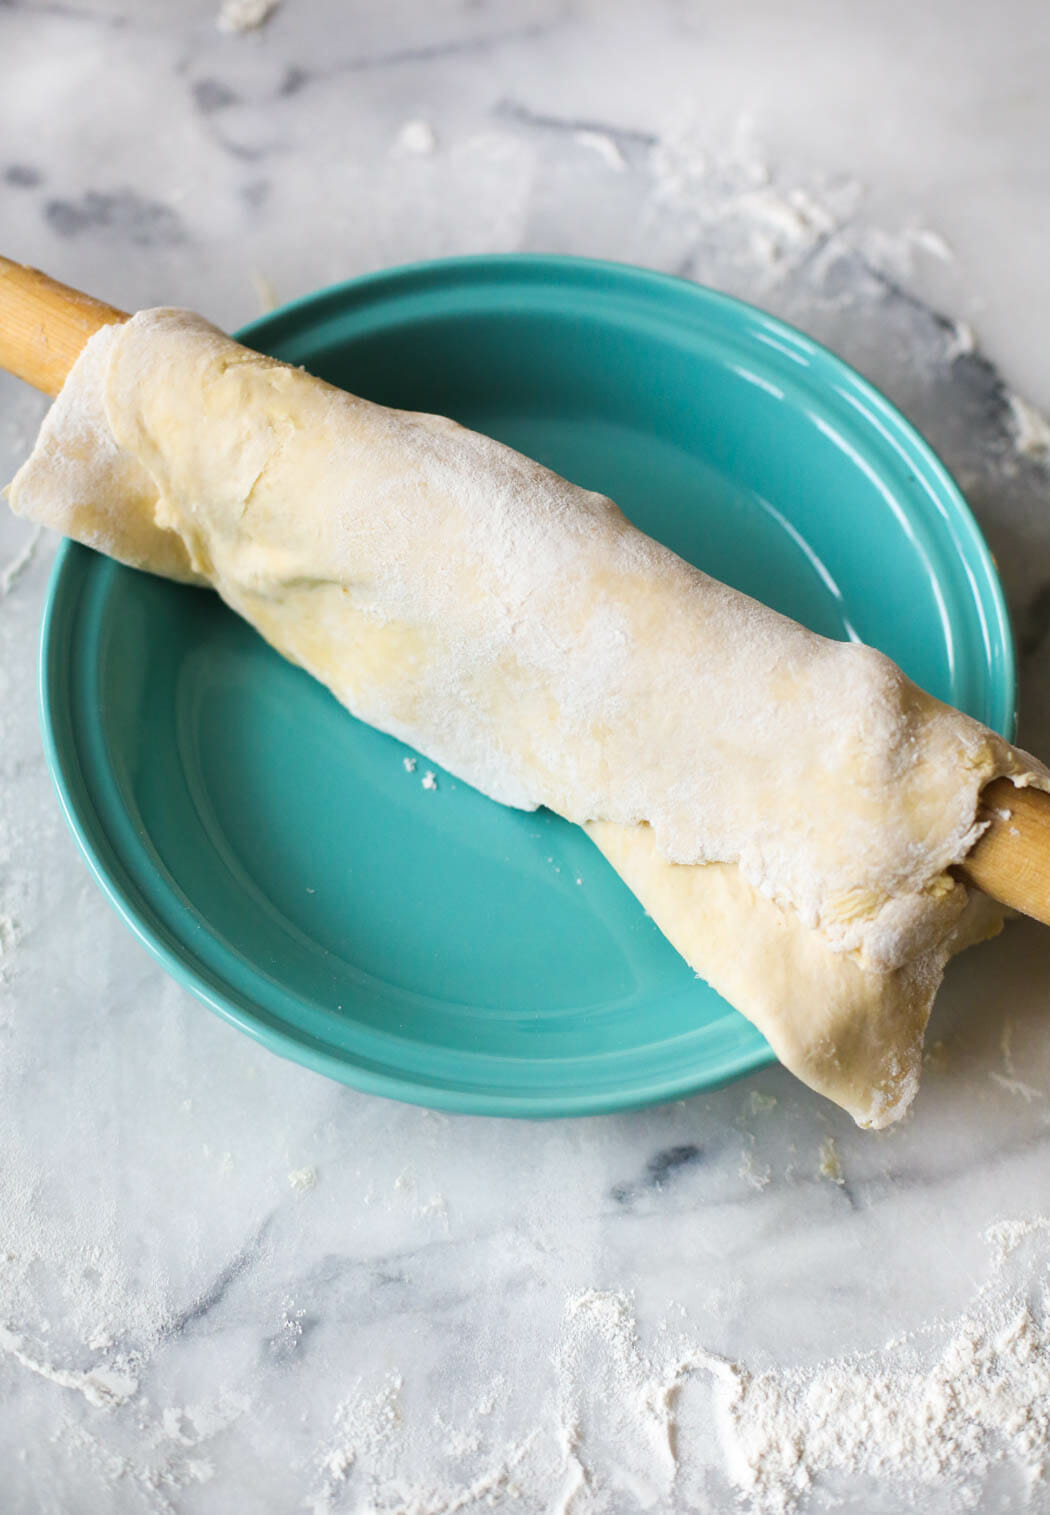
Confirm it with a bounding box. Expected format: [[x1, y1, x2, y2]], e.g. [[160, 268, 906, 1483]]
[[958, 777, 1050, 924], [0, 256, 127, 397]]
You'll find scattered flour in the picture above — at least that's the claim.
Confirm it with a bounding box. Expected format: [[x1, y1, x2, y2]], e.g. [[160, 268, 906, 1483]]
[[288, 1166, 318, 1191], [575, 129, 625, 172], [47, 1391, 246, 1506], [249, 269, 278, 315], [0, 1326, 137, 1409], [990, 1071, 1044, 1102], [992, 1019, 1045, 1098], [817, 1136, 844, 1184], [421, 771, 438, 791], [701, 1222, 1050, 1512], [0, 524, 42, 598], [647, 114, 967, 305], [0, 1151, 171, 1398], [1008, 393, 1050, 460], [909, 227, 954, 262], [647, 114, 862, 280], [403, 755, 418, 773], [216, 0, 281, 32], [394, 119, 438, 157], [310, 1370, 533, 1515], [641, 113, 1050, 468], [738, 1147, 772, 1191], [283, 1221, 1050, 1514], [985, 1217, 1050, 1267], [324, 1370, 403, 1483], [553, 1288, 684, 1508]]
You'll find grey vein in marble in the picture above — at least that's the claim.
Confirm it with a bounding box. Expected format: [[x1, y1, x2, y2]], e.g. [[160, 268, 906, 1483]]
[[45, 188, 187, 245]]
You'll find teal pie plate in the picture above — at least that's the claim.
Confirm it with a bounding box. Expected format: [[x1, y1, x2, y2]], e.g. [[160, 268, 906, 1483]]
[[39, 255, 1016, 1115]]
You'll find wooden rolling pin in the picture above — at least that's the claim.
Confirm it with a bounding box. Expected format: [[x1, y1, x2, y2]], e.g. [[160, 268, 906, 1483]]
[[2, 254, 1049, 925]]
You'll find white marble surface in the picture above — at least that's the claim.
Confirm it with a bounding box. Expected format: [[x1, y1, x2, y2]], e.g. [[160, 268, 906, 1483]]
[[3, 3, 1050, 1511]]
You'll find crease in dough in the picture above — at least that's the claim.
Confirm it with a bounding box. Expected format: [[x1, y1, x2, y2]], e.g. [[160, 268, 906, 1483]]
[[9, 309, 1047, 1126]]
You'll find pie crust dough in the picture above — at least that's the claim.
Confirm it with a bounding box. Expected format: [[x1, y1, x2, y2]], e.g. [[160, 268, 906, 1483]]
[[11, 310, 1047, 1125]]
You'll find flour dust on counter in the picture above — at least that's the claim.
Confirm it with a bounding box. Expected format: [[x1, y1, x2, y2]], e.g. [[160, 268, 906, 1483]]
[[261, 1219, 1050, 1513], [392, 119, 438, 157], [5, 1204, 1050, 1511], [698, 1220, 1050, 1513], [288, 1218, 1050, 1513], [216, 0, 282, 35], [0, 523, 42, 600]]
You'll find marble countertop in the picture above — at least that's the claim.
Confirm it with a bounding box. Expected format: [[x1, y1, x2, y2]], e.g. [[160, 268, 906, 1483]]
[[3, 2, 1050, 1511]]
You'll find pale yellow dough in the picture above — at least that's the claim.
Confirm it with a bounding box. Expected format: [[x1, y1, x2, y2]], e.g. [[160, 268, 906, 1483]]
[[10, 310, 1048, 1125]]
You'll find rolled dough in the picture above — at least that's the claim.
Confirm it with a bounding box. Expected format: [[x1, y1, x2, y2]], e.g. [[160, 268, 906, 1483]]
[[10, 310, 1047, 1125]]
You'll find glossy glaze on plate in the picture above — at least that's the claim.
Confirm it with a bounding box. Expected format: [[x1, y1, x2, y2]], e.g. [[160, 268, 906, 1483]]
[[39, 256, 1016, 1114]]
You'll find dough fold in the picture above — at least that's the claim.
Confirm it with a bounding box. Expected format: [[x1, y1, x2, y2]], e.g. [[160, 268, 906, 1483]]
[[10, 310, 1047, 1125]]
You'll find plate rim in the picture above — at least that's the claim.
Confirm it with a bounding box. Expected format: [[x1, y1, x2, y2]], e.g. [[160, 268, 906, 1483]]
[[37, 253, 1017, 1116]]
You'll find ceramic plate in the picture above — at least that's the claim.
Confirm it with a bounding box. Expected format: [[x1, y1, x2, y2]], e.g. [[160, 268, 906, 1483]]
[[40, 256, 1016, 1115]]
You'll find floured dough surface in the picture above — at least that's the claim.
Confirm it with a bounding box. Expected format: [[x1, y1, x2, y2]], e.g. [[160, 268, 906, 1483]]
[[9, 309, 1047, 1125]]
